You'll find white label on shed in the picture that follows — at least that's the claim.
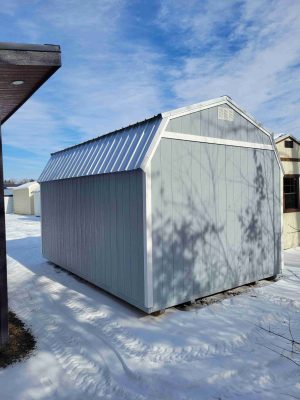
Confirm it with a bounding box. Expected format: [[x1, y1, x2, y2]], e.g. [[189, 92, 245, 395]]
[[218, 107, 234, 121]]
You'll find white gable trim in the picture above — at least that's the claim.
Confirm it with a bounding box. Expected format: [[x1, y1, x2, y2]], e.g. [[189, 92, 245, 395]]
[[163, 97, 273, 138], [162, 96, 228, 118], [140, 117, 170, 171], [162, 131, 274, 150], [142, 163, 153, 309], [141, 97, 283, 173]]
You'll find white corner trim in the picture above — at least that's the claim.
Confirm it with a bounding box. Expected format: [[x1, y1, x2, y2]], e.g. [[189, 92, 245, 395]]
[[141, 117, 170, 171], [162, 131, 274, 150], [280, 170, 284, 273], [142, 165, 153, 309], [269, 134, 284, 174]]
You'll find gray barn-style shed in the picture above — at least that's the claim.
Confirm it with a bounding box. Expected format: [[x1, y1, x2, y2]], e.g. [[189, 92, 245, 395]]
[[39, 96, 283, 313]]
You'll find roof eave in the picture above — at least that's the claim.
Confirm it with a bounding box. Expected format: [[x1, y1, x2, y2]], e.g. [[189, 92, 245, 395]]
[[0, 42, 60, 52], [0, 42, 61, 124], [1, 64, 60, 124], [275, 134, 300, 145]]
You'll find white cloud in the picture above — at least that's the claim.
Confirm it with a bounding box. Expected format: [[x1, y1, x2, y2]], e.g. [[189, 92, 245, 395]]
[[2, 0, 300, 179], [2, 98, 78, 155], [2, 0, 166, 179], [57, 44, 165, 141], [158, 0, 300, 136]]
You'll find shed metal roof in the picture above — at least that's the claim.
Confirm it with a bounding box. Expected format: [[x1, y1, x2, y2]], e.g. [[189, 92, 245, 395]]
[[39, 96, 282, 183], [39, 115, 162, 182]]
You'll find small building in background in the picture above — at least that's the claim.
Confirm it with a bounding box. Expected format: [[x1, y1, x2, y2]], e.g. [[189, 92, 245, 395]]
[[4, 188, 13, 196], [4, 188, 13, 214], [13, 181, 40, 215], [275, 134, 300, 249], [39, 96, 283, 314], [33, 189, 41, 217]]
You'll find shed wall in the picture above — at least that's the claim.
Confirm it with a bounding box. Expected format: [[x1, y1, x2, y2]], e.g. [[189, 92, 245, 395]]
[[166, 105, 271, 145], [13, 189, 32, 215], [4, 196, 13, 214], [33, 191, 41, 217], [282, 212, 300, 249], [41, 170, 146, 310], [151, 139, 281, 310]]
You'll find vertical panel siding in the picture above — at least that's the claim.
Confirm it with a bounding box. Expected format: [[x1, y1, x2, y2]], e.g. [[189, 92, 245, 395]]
[[198, 142, 213, 297], [215, 145, 227, 292], [151, 144, 163, 308], [166, 105, 272, 145], [41, 170, 146, 311], [151, 139, 281, 310], [160, 139, 173, 307]]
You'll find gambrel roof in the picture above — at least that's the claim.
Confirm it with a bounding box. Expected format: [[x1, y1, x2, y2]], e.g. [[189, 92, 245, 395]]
[[39, 96, 282, 182], [39, 115, 162, 182]]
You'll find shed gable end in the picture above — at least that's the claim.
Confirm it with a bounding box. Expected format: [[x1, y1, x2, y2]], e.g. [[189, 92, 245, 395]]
[[166, 104, 271, 146]]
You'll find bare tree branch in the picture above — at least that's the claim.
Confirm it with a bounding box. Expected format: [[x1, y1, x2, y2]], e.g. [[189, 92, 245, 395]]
[[279, 392, 300, 399], [257, 342, 300, 367], [255, 324, 300, 346], [287, 269, 300, 281]]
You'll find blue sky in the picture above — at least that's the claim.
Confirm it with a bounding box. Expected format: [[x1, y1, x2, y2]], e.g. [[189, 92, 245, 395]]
[[1, 0, 300, 180]]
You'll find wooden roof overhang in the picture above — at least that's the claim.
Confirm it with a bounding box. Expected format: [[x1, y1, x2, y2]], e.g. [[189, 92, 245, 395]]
[[0, 42, 61, 124]]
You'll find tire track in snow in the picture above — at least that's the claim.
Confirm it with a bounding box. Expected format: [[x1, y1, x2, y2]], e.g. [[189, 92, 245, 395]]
[[61, 292, 250, 366]]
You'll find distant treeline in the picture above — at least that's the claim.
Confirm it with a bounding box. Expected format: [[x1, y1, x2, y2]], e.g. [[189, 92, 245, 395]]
[[4, 178, 35, 187]]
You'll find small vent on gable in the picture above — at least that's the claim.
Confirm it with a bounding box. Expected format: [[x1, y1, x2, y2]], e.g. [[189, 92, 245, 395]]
[[218, 107, 234, 122]]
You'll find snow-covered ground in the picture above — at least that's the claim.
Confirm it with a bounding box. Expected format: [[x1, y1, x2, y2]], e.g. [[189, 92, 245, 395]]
[[1, 214, 300, 400]]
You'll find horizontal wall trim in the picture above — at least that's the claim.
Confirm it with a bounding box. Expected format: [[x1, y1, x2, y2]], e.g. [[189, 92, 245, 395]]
[[162, 131, 274, 150], [281, 157, 300, 162]]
